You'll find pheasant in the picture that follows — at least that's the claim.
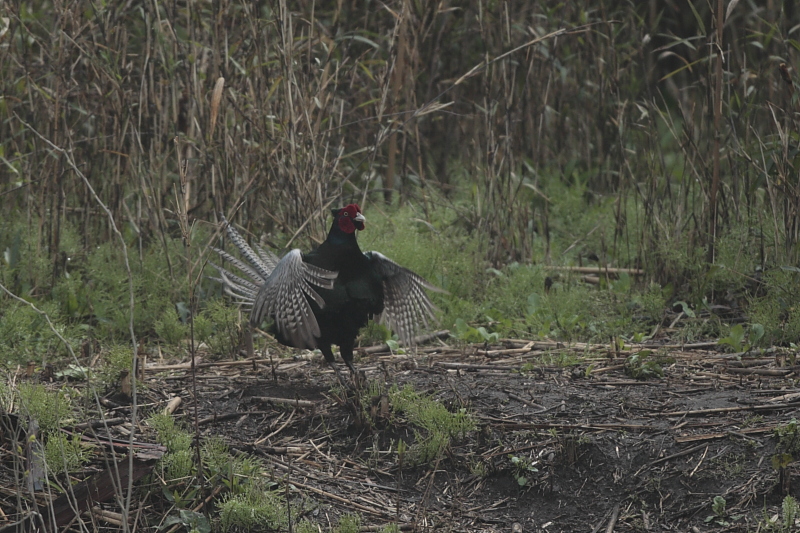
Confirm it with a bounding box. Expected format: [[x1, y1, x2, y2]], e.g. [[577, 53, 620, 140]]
[[210, 204, 442, 381]]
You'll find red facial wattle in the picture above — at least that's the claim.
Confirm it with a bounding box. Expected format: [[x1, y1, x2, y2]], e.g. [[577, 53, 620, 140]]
[[337, 204, 365, 233]]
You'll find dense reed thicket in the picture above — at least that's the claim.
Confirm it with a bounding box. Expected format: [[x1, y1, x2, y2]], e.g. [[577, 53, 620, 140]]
[[0, 0, 799, 282]]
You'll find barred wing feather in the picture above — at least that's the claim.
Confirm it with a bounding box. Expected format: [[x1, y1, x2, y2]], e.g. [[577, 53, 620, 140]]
[[211, 216, 337, 347], [366, 251, 444, 347], [251, 249, 337, 349]]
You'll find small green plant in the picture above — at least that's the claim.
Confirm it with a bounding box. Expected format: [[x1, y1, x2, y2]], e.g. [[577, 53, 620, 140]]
[[218, 486, 289, 532], [469, 459, 488, 478], [742, 414, 764, 428], [295, 520, 319, 533], [713, 453, 744, 478], [195, 299, 242, 358], [43, 432, 91, 474], [148, 413, 192, 454], [454, 318, 499, 343], [148, 414, 195, 485], [202, 435, 263, 494], [98, 345, 134, 382], [624, 350, 664, 380], [774, 419, 800, 455], [718, 323, 765, 353], [782, 496, 799, 532], [154, 308, 188, 346], [508, 454, 539, 487], [705, 496, 728, 526], [148, 415, 277, 525], [389, 384, 475, 464], [162, 510, 210, 533], [334, 513, 361, 533], [0, 301, 75, 364], [17, 384, 73, 432], [759, 495, 799, 532]]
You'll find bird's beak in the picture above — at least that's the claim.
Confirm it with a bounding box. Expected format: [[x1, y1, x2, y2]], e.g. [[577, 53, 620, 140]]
[[354, 212, 366, 229]]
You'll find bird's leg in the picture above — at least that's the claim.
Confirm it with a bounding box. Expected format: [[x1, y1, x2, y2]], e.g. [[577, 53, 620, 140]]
[[327, 360, 350, 390], [339, 341, 364, 389], [319, 345, 350, 390]]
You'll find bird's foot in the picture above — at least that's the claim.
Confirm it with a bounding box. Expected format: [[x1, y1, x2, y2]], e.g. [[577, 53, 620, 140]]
[[327, 361, 351, 390], [344, 360, 366, 389], [326, 361, 366, 392]]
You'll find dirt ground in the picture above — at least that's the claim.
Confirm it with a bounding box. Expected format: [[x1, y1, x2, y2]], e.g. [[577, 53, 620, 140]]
[[144, 338, 800, 532], [3, 337, 799, 533]]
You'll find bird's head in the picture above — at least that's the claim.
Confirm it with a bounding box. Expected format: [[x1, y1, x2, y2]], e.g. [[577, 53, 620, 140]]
[[332, 204, 365, 234]]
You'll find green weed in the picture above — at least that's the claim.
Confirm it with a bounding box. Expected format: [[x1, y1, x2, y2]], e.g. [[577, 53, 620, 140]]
[[17, 383, 73, 432], [43, 432, 91, 475], [194, 299, 242, 358], [508, 454, 539, 487], [774, 419, 800, 456], [218, 487, 288, 532], [624, 350, 665, 380], [389, 384, 475, 465], [758, 495, 799, 532]]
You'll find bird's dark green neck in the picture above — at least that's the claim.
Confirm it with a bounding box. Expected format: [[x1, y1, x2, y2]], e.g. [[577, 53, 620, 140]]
[[324, 224, 362, 249]]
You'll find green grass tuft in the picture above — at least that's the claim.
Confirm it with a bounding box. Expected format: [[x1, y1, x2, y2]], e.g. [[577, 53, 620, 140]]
[[390, 384, 475, 464]]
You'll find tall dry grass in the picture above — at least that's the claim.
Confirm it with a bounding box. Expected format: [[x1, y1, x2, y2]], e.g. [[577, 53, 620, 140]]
[[0, 0, 798, 271]]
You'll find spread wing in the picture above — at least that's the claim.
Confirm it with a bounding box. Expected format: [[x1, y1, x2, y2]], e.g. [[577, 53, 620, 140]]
[[251, 249, 338, 349], [209, 216, 337, 347], [366, 252, 445, 347]]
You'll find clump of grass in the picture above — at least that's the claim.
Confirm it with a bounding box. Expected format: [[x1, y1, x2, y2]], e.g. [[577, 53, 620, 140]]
[[12, 383, 91, 475], [295, 520, 319, 533], [194, 299, 242, 359], [148, 413, 195, 482], [0, 301, 75, 365], [148, 413, 193, 454], [749, 269, 800, 347], [89, 242, 185, 341], [334, 513, 361, 533], [774, 418, 800, 456], [96, 344, 133, 382], [389, 384, 475, 464], [624, 350, 665, 380], [43, 432, 91, 474], [781, 496, 798, 532], [154, 307, 188, 347], [148, 414, 292, 529], [218, 486, 288, 532], [201, 436, 263, 495], [759, 495, 799, 533], [17, 383, 73, 432], [0, 222, 53, 298]]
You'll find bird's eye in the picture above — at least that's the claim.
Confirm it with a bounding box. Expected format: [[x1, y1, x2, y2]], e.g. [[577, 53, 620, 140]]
[[343, 212, 349, 216]]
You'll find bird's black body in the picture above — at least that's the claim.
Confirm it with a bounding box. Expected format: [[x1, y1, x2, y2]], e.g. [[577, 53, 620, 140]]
[[285, 219, 384, 371], [211, 204, 441, 379]]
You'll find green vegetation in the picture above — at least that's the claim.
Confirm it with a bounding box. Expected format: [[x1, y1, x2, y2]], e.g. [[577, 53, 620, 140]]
[[389, 383, 475, 465], [508, 454, 539, 487], [759, 496, 799, 533], [2, 383, 93, 477], [43, 432, 91, 475], [148, 414, 299, 530], [704, 495, 742, 527], [218, 489, 289, 532], [774, 419, 800, 457], [16, 383, 73, 432], [624, 350, 666, 380]]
